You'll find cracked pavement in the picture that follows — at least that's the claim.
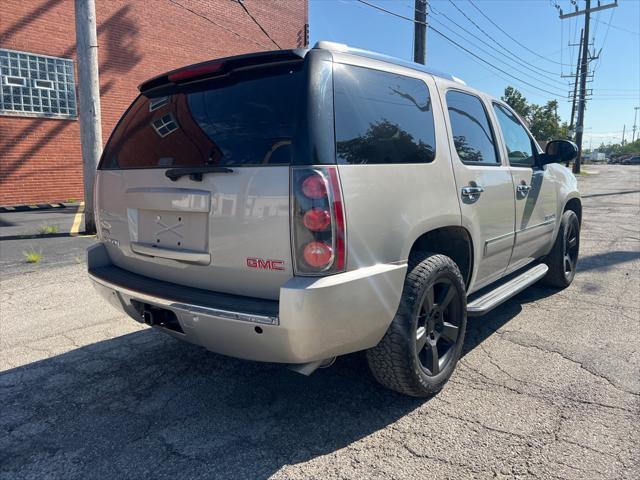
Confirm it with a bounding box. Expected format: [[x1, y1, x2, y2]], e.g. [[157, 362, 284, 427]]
[[1, 165, 639, 479]]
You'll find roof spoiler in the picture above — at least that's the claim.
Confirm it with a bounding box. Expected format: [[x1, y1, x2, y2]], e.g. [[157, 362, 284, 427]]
[[139, 48, 308, 95]]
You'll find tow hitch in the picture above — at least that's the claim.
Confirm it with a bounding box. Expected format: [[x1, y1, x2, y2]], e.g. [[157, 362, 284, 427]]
[[132, 301, 184, 334]]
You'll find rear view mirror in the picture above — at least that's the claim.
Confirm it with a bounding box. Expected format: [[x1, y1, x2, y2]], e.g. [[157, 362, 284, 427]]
[[542, 140, 578, 165]]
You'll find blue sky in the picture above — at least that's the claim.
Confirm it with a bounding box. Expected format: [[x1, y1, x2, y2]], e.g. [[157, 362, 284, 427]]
[[310, 0, 640, 148]]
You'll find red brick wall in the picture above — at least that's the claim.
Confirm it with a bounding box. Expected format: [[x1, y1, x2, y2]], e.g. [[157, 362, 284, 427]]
[[0, 0, 307, 206]]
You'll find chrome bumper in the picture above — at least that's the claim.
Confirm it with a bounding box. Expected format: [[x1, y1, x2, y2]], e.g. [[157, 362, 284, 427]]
[[89, 272, 279, 326], [88, 243, 406, 364]]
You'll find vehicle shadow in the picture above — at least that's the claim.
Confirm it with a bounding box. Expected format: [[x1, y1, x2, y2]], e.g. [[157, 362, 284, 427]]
[[462, 284, 556, 357], [1, 285, 555, 479]]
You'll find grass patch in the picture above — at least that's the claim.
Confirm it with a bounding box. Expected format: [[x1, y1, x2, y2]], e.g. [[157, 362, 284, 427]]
[[66, 198, 77, 203], [23, 250, 43, 263], [37, 224, 59, 235]]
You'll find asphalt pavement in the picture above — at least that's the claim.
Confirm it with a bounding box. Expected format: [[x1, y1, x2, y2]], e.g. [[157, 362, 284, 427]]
[[0, 203, 95, 275], [1, 165, 638, 479]]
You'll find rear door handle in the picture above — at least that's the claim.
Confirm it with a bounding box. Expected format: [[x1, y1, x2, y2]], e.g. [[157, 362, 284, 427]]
[[517, 183, 531, 195], [461, 185, 484, 201]]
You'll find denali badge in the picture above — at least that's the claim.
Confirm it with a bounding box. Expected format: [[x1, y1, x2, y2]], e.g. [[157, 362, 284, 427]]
[[246, 258, 285, 271]]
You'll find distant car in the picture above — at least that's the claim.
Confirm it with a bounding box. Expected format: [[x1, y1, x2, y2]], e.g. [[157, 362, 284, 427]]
[[622, 156, 640, 165]]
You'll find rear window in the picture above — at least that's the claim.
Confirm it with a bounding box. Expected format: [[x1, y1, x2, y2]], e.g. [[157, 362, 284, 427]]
[[100, 65, 303, 169], [445, 90, 499, 165], [333, 64, 436, 165]]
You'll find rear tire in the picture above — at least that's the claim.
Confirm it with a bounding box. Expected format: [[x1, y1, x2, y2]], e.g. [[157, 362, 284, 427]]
[[542, 210, 580, 288], [366, 252, 467, 397]]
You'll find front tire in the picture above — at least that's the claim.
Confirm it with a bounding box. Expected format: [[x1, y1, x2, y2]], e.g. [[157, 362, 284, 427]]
[[366, 252, 467, 397], [542, 210, 580, 288]]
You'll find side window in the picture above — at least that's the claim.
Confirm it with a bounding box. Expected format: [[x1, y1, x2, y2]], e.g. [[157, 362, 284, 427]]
[[445, 91, 499, 165], [333, 64, 436, 164], [493, 103, 536, 168]]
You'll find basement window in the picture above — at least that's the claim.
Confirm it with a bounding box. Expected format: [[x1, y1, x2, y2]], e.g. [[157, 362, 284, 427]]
[[0, 48, 77, 119]]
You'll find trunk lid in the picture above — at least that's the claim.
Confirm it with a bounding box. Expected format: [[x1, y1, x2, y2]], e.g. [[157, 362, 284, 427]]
[[96, 60, 305, 299]]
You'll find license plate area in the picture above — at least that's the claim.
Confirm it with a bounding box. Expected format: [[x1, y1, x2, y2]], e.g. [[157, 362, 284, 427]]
[[129, 209, 209, 252]]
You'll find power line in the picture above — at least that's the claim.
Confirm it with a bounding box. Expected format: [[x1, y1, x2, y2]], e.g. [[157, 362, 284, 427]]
[[357, 0, 427, 25], [593, 17, 640, 36], [167, 0, 271, 50], [593, 8, 616, 72], [236, 0, 281, 49], [466, 0, 574, 67], [429, 2, 567, 85], [427, 11, 568, 91], [355, 0, 566, 97]]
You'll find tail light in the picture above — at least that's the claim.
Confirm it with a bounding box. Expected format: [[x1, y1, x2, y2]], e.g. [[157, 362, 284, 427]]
[[291, 166, 346, 275], [167, 62, 224, 83]]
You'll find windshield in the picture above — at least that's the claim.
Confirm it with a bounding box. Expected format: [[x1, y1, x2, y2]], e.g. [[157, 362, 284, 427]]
[[99, 64, 303, 169]]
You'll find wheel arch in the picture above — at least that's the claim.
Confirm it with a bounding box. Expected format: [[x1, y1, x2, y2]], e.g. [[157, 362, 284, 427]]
[[563, 196, 582, 225], [408, 226, 474, 288]]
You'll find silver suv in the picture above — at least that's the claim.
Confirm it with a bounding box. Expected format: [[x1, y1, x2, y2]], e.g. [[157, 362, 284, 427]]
[[89, 42, 581, 397]]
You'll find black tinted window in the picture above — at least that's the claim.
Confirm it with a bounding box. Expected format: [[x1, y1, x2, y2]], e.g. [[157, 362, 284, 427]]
[[493, 103, 536, 168], [334, 64, 435, 165], [100, 65, 302, 169], [446, 91, 499, 165]]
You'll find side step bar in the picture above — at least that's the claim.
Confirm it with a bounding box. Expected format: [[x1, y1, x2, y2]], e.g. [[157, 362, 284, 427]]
[[467, 264, 548, 317]]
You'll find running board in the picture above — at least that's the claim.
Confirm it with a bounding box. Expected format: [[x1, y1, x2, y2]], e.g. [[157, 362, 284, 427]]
[[467, 264, 548, 316]]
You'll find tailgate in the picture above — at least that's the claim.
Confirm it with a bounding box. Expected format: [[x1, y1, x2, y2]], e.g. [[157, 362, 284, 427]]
[[96, 63, 303, 300]]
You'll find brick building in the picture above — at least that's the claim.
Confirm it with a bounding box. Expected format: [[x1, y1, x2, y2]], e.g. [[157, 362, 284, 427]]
[[0, 0, 308, 206]]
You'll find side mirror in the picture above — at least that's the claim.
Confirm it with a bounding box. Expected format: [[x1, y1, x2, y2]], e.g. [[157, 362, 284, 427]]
[[540, 140, 578, 166]]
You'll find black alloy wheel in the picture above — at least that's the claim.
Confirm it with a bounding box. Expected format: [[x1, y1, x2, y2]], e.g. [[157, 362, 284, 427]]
[[543, 209, 580, 288], [415, 278, 462, 376], [367, 252, 467, 397], [563, 219, 579, 278]]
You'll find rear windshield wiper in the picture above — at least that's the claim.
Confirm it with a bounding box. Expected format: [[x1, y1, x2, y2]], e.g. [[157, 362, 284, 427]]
[[165, 166, 234, 182]]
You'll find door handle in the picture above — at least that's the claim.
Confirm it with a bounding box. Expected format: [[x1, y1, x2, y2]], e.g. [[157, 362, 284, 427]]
[[517, 183, 531, 195], [461, 185, 484, 201]]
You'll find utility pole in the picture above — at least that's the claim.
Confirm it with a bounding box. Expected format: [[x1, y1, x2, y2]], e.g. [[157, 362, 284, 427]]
[[74, 0, 102, 234], [414, 0, 427, 65], [560, 0, 618, 174], [632, 106, 639, 143], [568, 29, 583, 137], [621, 124, 625, 146]]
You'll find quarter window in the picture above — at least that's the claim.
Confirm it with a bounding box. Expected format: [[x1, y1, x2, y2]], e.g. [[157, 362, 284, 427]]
[[493, 103, 536, 168], [334, 64, 436, 164], [445, 90, 499, 165]]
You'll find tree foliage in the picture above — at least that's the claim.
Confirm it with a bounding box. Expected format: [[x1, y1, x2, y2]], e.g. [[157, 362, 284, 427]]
[[595, 138, 640, 155], [501, 87, 570, 143]]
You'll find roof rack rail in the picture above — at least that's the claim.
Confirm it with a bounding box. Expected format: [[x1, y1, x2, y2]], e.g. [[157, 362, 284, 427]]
[[313, 41, 463, 84]]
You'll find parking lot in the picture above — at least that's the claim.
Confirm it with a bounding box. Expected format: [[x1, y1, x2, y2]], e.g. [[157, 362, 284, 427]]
[[1, 165, 638, 479]]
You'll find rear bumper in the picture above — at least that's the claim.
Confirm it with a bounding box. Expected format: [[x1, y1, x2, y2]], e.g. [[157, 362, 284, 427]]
[[88, 243, 406, 364]]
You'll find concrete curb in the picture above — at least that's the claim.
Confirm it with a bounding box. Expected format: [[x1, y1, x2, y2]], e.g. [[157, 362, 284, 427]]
[[0, 202, 81, 213]]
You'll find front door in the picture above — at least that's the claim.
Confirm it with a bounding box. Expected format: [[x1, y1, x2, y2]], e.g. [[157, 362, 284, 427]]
[[491, 102, 558, 273], [441, 88, 516, 292]]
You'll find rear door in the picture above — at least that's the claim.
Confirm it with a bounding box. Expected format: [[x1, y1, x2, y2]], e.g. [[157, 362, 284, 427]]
[[491, 102, 558, 273], [440, 87, 516, 291], [96, 63, 304, 300]]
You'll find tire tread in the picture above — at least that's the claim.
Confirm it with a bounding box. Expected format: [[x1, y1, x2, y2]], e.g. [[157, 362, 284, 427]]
[[367, 252, 466, 397]]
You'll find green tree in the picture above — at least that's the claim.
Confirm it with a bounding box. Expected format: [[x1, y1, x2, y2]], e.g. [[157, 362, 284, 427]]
[[502, 86, 531, 119], [501, 87, 570, 143]]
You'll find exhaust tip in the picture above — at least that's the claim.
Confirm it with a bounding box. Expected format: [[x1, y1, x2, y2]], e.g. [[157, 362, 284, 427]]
[[288, 357, 336, 376]]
